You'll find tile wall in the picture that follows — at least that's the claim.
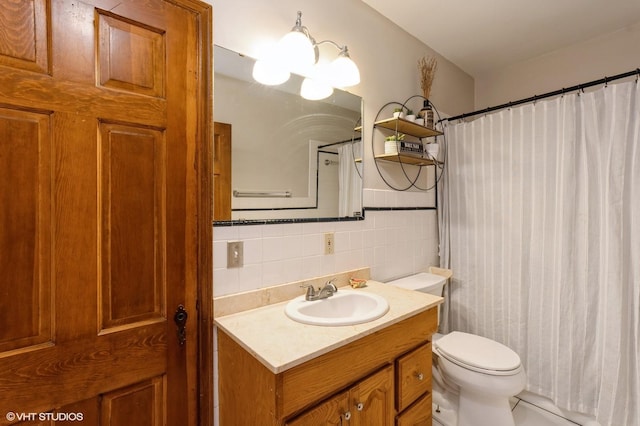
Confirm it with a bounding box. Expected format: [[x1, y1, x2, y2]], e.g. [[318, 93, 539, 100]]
[[213, 189, 440, 298]]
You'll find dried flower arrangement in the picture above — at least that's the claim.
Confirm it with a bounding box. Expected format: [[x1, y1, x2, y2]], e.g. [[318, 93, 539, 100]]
[[418, 56, 438, 128], [418, 56, 438, 100]]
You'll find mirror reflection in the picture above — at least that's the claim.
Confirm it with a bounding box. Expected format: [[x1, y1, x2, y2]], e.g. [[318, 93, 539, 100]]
[[213, 45, 363, 223]]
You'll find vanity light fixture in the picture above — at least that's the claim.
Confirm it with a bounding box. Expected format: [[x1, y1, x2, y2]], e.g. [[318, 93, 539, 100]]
[[252, 11, 360, 100]]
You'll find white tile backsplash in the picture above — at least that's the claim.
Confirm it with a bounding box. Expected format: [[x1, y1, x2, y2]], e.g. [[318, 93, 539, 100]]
[[213, 196, 440, 298]]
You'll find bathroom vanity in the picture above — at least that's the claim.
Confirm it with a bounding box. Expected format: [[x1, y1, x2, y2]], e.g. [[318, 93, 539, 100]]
[[216, 280, 442, 425]]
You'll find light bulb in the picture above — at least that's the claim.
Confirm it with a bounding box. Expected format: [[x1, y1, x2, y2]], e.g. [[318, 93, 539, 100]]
[[277, 30, 315, 76], [300, 77, 333, 100], [252, 59, 290, 86], [330, 48, 360, 87]]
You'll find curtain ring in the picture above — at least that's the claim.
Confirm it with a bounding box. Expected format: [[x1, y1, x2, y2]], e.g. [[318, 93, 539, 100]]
[[604, 76, 608, 87]]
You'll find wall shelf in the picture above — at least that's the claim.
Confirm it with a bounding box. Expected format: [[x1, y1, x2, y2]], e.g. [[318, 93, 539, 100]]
[[374, 117, 442, 138], [374, 153, 441, 167], [370, 97, 446, 192]]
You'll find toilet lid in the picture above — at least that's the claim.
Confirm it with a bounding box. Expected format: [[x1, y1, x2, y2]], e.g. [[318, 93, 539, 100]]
[[434, 331, 521, 372]]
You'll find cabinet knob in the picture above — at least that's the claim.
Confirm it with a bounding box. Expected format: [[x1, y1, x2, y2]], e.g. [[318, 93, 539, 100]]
[[343, 410, 352, 421], [414, 371, 424, 381], [356, 402, 364, 411]]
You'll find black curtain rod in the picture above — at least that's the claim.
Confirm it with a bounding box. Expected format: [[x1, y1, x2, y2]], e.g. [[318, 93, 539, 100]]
[[440, 68, 640, 123], [318, 137, 362, 149]]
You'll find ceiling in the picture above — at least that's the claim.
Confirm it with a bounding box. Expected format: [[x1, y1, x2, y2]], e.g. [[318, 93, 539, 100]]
[[362, 0, 640, 77]]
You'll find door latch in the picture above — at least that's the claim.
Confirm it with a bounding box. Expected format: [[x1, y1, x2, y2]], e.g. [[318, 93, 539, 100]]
[[174, 304, 188, 346]]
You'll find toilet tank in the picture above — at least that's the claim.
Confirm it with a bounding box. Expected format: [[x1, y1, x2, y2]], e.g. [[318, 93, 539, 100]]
[[386, 272, 447, 297], [387, 272, 448, 331]]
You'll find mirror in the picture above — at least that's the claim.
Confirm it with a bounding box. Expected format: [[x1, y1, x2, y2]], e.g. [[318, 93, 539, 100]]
[[213, 45, 363, 224]]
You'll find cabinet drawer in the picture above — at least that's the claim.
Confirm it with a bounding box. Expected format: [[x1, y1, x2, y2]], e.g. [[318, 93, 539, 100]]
[[396, 392, 432, 426], [396, 342, 432, 412]]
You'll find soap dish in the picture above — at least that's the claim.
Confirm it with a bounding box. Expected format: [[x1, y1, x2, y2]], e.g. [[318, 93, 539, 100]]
[[349, 278, 368, 288]]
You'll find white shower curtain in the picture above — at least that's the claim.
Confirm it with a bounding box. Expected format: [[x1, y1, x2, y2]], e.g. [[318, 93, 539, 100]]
[[440, 80, 640, 425], [338, 141, 362, 217]]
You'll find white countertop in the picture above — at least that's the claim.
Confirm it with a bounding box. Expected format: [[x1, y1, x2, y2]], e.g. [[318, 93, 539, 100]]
[[214, 280, 443, 374]]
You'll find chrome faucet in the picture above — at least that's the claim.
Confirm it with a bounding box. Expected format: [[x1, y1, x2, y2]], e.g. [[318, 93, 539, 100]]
[[301, 279, 338, 301]]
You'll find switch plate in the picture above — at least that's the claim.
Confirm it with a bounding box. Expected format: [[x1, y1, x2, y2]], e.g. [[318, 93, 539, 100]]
[[227, 241, 243, 268], [324, 232, 335, 255]]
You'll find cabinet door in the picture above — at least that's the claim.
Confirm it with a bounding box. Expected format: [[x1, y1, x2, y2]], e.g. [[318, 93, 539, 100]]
[[352, 365, 395, 426], [396, 392, 432, 426], [286, 391, 350, 426]]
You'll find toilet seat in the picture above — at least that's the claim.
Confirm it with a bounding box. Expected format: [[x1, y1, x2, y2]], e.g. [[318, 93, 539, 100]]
[[434, 331, 521, 376]]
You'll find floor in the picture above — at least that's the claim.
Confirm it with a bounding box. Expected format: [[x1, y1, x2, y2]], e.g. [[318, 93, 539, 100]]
[[432, 391, 600, 426]]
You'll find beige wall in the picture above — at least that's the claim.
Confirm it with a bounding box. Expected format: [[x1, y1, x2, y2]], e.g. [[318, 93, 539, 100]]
[[207, 0, 474, 299], [475, 21, 640, 109], [208, 0, 474, 191]]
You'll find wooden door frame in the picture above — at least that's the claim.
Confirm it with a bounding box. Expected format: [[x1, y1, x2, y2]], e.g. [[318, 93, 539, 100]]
[[173, 0, 214, 424]]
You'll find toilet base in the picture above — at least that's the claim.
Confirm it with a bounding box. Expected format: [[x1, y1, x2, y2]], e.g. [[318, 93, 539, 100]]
[[458, 389, 515, 426], [432, 380, 458, 426], [432, 385, 516, 426]]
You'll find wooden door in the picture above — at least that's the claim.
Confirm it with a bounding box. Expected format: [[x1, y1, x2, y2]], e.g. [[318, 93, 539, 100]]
[[213, 122, 232, 220], [0, 0, 212, 424]]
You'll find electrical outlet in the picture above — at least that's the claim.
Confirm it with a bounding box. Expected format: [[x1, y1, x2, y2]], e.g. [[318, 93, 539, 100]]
[[227, 241, 243, 268], [324, 232, 334, 255]]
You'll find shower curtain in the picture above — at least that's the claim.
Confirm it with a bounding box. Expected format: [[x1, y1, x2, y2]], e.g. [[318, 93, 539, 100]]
[[338, 140, 362, 217], [440, 80, 639, 425]]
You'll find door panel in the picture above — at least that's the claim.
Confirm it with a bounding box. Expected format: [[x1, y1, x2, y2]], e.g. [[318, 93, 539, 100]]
[[101, 376, 165, 426], [97, 10, 165, 97], [0, 108, 52, 354], [99, 123, 166, 331], [0, 0, 49, 74], [0, 0, 211, 424]]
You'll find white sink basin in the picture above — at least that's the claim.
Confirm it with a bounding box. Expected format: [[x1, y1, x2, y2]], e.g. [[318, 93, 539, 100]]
[[285, 290, 389, 326]]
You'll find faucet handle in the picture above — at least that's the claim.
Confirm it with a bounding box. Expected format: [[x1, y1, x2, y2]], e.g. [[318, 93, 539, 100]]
[[325, 278, 338, 292], [300, 284, 316, 298]]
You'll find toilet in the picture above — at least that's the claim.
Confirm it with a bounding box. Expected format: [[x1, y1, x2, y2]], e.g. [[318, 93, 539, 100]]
[[387, 272, 526, 426]]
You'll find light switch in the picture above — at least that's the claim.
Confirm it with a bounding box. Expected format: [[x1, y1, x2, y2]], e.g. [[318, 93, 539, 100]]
[[324, 232, 335, 255], [227, 241, 243, 268]]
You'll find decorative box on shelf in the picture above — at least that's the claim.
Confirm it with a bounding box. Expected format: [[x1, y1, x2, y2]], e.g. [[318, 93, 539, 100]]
[[385, 140, 423, 156], [396, 140, 424, 156]]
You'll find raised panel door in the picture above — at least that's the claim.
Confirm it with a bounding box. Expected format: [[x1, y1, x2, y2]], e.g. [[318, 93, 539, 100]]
[[0, 1, 211, 424]]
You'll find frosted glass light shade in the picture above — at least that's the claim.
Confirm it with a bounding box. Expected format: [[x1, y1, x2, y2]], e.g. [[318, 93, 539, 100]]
[[252, 59, 290, 86], [278, 30, 315, 75], [300, 77, 333, 100], [330, 54, 360, 88]]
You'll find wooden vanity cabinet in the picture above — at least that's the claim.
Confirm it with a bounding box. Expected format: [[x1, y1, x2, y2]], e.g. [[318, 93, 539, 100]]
[[217, 307, 437, 426]]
